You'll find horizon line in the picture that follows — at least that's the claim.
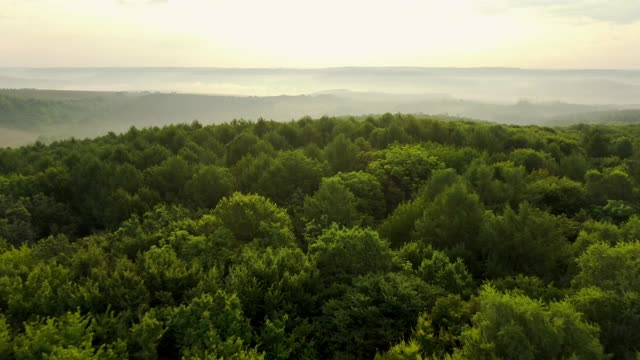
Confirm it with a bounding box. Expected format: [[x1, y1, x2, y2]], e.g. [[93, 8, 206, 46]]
[[2, 66, 640, 72]]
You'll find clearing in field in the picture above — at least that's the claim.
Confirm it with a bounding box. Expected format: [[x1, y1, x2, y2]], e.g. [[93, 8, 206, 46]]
[[0, 128, 38, 148]]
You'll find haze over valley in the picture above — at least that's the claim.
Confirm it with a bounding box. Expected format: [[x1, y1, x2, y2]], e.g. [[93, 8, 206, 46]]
[[4, 67, 640, 104], [2, 67, 640, 146]]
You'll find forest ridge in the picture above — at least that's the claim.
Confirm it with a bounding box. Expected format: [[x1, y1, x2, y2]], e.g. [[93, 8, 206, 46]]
[[0, 114, 638, 359], [1, 88, 639, 148]]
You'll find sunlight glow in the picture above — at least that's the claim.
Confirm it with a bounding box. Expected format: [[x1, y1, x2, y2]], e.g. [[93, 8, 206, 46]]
[[1, 0, 639, 67]]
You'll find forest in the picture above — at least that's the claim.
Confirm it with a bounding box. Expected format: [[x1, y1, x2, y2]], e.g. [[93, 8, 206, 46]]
[[1, 88, 635, 148], [0, 113, 639, 359]]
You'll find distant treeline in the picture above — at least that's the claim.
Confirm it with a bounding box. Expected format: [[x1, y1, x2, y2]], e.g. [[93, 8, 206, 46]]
[[1, 89, 636, 146], [0, 114, 639, 358], [0, 93, 89, 129], [549, 109, 640, 126]]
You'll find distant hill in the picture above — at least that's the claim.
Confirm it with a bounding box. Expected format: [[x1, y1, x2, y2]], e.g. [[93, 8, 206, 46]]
[[3, 67, 640, 104], [0, 88, 637, 147], [547, 109, 640, 126]]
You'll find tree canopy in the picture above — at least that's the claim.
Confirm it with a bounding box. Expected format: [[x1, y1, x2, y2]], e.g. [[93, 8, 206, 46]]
[[1, 113, 640, 358]]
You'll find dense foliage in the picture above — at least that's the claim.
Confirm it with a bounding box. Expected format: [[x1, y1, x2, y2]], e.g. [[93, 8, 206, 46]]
[[1, 113, 640, 359]]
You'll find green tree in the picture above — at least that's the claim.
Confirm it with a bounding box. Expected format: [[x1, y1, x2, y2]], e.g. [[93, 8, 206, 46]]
[[379, 169, 460, 248], [465, 159, 508, 210], [13, 312, 126, 360], [128, 310, 166, 359], [417, 250, 474, 297], [367, 145, 444, 212], [586, 168, 635, 205], [168, 291, 257, 358], [584, 127, 610, 158], [458, 286, 604, 360], [211, 193, 295, 248], [0, 315, 12, 359], [225, 247, 320, 322], [524, 176, 587, 216], [184, 165, 235, 209], [303, 178, 362, 228], [140, 245, 200, 306], [226, 247, 320, 359], [614, 137, 633, 159], [479, 203, 571, 281], [410, 294, 474, 358], [324, 133, 360, 173], [509, 148, 557, 173], [257, 150, 325, 207], [319, 273, 444, 359], [559, 151, 589, 181], [414, 182, 484, 269], [570, 287, 639, 359], [226, 132, 261, 165], [145, 156, 193, 202], [309, 225, 395, 285]]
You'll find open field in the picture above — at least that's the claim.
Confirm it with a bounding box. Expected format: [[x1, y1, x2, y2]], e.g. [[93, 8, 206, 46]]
[[0, 127, 38, 148]]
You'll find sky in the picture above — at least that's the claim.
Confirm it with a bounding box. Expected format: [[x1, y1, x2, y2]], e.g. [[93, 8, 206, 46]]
[[1, 0, 639, 68]]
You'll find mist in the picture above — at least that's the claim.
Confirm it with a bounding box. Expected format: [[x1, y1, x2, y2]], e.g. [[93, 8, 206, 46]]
[[3, 67, 640, 104], [2, 67, 640, 147]]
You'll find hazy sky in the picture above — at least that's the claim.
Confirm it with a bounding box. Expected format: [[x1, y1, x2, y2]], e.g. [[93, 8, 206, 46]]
[[1, 0, 639, 68]]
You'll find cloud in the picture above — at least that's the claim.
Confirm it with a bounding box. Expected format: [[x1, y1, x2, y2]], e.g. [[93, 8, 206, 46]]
[[485, 0, 640, 24]]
